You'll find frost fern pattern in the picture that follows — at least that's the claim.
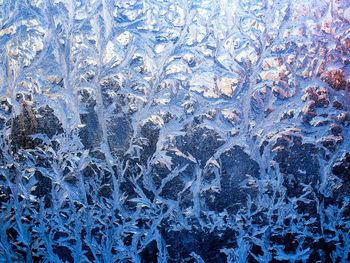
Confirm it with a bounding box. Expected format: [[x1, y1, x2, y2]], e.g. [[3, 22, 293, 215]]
[[0, 0, 350, 262]]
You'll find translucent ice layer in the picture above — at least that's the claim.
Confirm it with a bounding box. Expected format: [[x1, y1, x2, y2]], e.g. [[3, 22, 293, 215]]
[[0, 0, 350, 262]]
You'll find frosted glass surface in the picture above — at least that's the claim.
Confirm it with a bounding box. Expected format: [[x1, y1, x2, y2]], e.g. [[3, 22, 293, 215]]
[[0, 0, 350, 262]]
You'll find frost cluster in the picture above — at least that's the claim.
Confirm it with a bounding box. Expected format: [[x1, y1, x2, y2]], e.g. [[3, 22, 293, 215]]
[[0, 0, 350, 262]]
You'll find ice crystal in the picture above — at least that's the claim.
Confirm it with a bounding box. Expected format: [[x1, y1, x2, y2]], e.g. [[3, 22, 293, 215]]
[[0, 0, 350, 262]]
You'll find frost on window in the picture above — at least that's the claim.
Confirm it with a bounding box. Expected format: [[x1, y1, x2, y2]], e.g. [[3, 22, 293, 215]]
[[0, 0, 350, 262]]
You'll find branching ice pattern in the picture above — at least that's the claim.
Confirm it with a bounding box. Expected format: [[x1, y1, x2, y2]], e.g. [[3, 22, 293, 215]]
[[0, 0, 350, 262]]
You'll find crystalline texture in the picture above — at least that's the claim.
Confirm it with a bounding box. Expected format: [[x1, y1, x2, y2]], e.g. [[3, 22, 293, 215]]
[[0, 0, 350, 262]]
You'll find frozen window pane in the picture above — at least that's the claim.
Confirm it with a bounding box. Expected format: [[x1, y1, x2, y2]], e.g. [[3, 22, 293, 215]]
[[0, 0, 350, 262]]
